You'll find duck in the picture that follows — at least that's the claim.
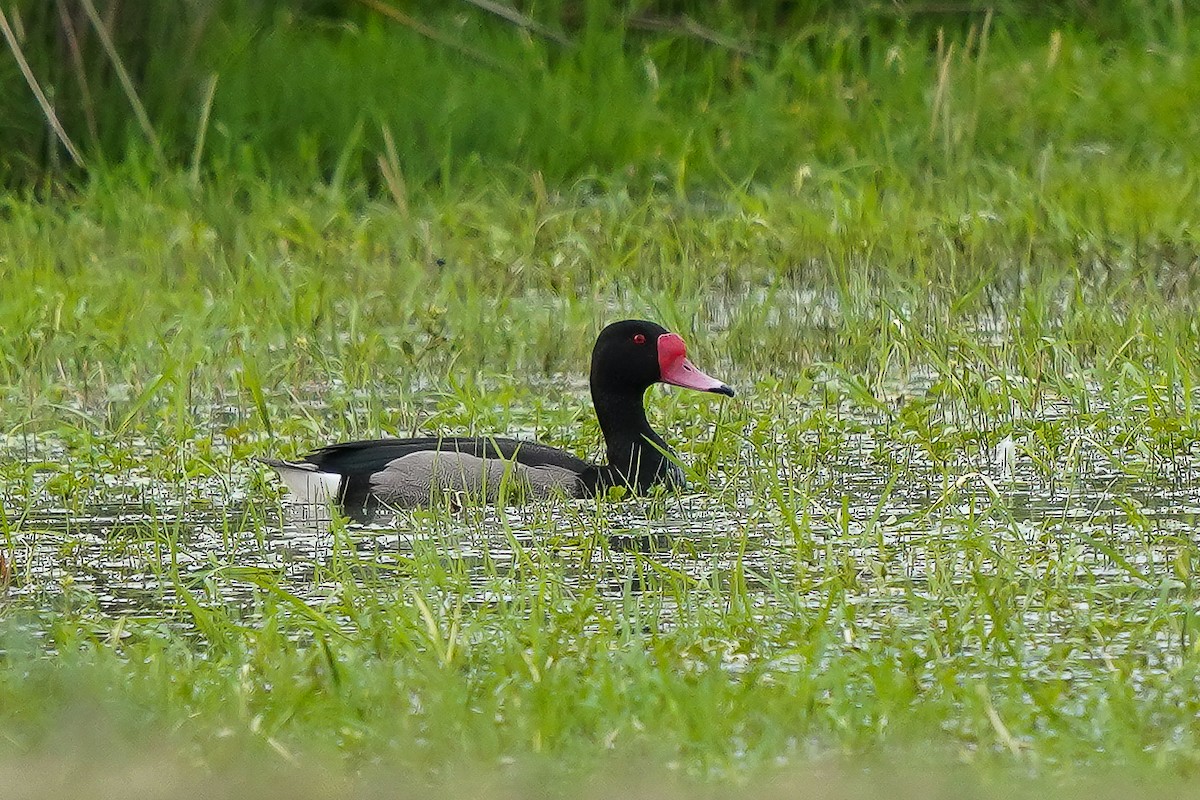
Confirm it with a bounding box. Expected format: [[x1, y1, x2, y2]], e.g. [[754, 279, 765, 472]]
[[260, 319, 734, 520]]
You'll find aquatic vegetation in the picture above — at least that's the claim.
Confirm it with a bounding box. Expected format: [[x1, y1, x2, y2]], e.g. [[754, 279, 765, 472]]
[[1, 4, 1199, 796]]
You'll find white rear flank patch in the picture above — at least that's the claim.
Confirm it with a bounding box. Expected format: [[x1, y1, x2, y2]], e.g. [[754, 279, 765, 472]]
[[265, 460, 342, 506]]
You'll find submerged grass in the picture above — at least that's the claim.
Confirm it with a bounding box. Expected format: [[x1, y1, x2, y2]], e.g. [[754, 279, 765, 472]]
[[1, 6, 1200, 798]]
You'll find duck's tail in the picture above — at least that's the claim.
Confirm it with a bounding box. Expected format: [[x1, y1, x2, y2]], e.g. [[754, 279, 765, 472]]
[[256, 457, 342, 506]]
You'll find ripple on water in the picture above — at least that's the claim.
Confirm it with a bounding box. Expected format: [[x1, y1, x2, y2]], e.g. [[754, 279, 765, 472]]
[[2, 389, 1198, 695]]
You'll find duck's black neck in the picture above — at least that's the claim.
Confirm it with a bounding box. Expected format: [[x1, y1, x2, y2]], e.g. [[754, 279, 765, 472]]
[[579, 387, 682, 495]]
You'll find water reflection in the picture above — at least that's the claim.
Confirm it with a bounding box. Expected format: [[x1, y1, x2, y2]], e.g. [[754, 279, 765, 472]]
[[2, 393, 1198, 686]]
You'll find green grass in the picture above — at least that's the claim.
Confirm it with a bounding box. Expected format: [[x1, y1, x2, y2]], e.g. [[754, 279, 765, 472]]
[[2, 6, 1200, 797], [5, 3, 1199, 189]]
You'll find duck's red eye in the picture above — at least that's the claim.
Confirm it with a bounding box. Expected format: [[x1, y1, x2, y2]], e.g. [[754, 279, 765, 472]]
[[633, 333, 646, 345]]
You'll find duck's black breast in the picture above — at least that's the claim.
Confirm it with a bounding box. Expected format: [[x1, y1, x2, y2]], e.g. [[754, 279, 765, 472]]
[[304, 437, 592, 515]]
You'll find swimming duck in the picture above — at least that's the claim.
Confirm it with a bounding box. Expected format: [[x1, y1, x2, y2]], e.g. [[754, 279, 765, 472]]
[[260, 319, 733, 519]]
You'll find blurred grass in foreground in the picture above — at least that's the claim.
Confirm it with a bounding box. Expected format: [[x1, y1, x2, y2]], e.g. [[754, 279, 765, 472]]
[[4, 753, 1200, 799]]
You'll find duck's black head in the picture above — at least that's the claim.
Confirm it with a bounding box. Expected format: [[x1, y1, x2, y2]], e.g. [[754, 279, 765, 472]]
[[589, 319, 735, 398]]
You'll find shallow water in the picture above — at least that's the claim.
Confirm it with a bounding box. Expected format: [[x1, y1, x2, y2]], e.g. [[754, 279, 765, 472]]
[[3, 386, 1199, 690]]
